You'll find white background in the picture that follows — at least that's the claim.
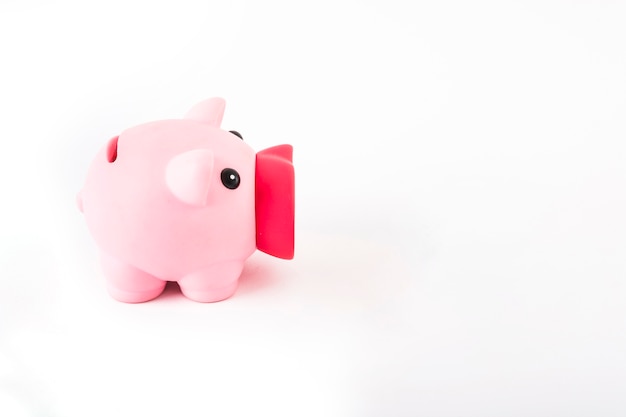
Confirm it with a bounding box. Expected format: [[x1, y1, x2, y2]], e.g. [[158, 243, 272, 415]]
[[1, 0, 625, 416]]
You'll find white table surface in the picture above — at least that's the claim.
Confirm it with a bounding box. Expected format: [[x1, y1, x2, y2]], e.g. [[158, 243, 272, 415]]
[[1, 1, 625, 416]]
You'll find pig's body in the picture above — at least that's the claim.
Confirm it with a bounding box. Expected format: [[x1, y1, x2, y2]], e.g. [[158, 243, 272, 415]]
[[78, 98, 294, 303]]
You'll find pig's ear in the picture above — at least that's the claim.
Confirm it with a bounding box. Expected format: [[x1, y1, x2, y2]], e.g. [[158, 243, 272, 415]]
[[166, 149, 214, 206], [184, 97, 226, 128], [256, 145, 295, 259]]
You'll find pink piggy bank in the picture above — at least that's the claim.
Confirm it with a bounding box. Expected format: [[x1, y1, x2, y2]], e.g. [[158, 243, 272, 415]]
[[77, 98, 294, 303]]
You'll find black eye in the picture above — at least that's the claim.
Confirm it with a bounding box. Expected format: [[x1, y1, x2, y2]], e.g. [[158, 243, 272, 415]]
[[229, 130, 243, 140], [220, 168, 240, 189]]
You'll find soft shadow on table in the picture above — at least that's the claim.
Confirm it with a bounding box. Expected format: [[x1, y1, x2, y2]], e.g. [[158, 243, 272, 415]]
[[236, 253, 283, 296], [133, 231, 416, 308]]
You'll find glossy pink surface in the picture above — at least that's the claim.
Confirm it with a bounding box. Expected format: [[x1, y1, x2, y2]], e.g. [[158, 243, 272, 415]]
[[78, 98, 294, 303]]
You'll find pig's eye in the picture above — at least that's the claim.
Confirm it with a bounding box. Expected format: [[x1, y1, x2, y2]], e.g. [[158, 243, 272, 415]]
[[221, 168, 240, 189], [229, 130, 243, 140]]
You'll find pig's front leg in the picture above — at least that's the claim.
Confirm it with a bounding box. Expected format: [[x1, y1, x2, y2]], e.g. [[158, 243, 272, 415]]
[[100, 253, 167, 303], [178, 261, 244, 303]]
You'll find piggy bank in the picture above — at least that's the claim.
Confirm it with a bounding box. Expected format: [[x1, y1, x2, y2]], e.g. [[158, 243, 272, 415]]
[[77, 98, 294, 303]]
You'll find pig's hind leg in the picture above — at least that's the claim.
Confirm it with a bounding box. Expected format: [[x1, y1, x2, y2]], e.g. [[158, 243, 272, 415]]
[[100, 252, 166, 303]]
